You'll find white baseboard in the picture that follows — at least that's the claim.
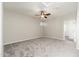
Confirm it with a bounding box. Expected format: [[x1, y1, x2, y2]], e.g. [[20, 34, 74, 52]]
[[44, 36, 65, 41], [4, 36, 42, 45], [4, 36, 65, 45]]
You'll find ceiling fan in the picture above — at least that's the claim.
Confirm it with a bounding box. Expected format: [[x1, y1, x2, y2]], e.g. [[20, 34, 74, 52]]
[[36, 11, 51, 19]]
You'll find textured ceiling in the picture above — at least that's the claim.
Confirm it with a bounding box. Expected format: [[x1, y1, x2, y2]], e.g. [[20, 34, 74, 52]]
[[3, 2, 77, 18]]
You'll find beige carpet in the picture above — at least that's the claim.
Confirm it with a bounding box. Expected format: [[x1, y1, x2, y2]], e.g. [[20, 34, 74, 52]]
[[4, 37, 79, 57]]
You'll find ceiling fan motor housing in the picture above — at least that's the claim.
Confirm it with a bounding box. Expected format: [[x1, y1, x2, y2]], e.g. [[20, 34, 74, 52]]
[[41, 11, 51, 18]]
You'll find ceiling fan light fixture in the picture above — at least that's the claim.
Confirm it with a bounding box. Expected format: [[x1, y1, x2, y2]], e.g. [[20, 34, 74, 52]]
[[35, 10, 51, 19], [41, 15, 44, 18]]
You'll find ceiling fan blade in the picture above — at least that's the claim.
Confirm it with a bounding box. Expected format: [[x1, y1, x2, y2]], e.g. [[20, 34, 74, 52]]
[[44, 16, 47, 18], [35, 10, 51, 19], [45, 13, 51, 16], [35, 14, 40, 16]]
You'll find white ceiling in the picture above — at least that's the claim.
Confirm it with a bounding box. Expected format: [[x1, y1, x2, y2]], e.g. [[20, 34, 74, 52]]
[[3, 2, 77, 18]]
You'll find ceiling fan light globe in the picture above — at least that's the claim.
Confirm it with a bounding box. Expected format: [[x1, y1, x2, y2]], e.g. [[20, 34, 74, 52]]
[[41, 15, 44, 18]]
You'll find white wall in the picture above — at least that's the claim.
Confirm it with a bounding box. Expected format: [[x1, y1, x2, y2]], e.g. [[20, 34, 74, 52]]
[[44, 17, 64, 40], [3, 10, 42, 45], [76, 3, 79, 49], [0, 2, 3, 57]]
